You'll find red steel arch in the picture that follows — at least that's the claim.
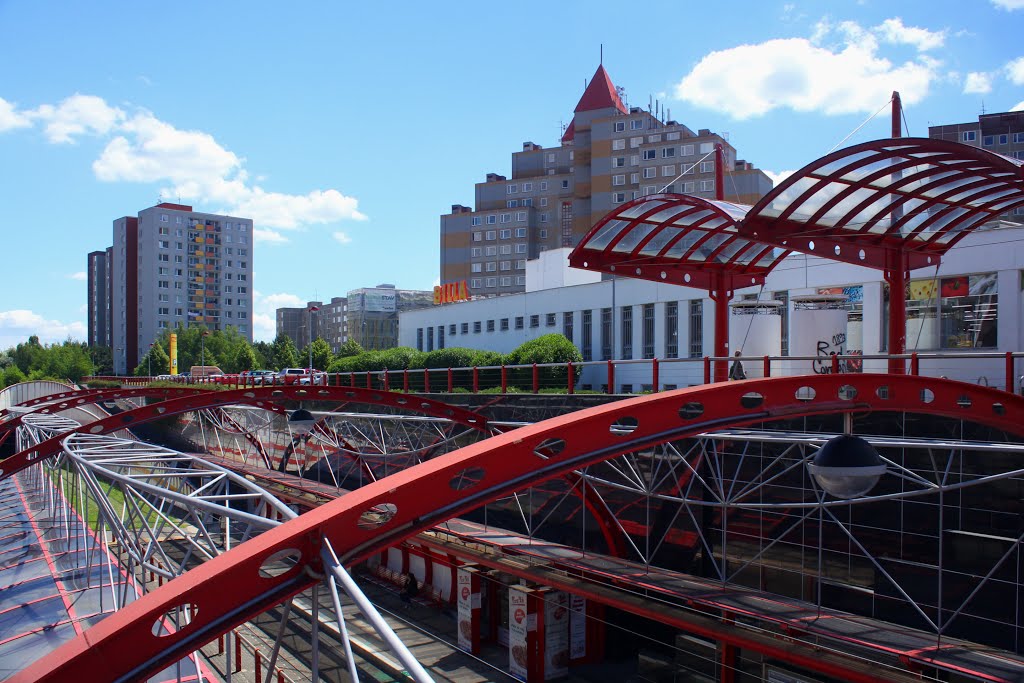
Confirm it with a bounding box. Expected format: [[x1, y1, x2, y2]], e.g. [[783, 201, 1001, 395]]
[[14, 373, 1024, 683], [0, 385, 487, 481]]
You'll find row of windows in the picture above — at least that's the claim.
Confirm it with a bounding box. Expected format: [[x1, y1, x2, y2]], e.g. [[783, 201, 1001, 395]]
[[415, 303, 704, 359], [159, 215, 249, 231], [472, 228, 528, 240], [504, 179, 572, 196], [471, 244, 529, 256], [612, 181, 715, 203], [470, 260, 526, 272], [471, 213, 529, 226], [964, 130, 1024, 145], [467, 276, 525, 289]]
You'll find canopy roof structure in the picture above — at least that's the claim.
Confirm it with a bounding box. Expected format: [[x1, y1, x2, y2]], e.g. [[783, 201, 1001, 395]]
[[740, 137, 1024, 271], [568, 194, 790, 290], [568, 135, 1024, 375]]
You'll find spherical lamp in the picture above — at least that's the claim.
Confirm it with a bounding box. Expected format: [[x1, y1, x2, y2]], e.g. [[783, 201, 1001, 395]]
[[289, 408, 316, 437], [807, 434, 886, 499]]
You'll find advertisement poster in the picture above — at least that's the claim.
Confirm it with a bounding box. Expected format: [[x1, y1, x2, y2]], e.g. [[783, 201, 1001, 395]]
[[456, 568, 473, 651], [543, 591, 569, 680], [508, 589, 530, 681], [569, 594, 586, 660], [364, 288, 397, 312]]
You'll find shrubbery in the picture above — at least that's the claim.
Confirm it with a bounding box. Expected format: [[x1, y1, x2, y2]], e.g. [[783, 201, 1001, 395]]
[[324, 334, 580, 392]]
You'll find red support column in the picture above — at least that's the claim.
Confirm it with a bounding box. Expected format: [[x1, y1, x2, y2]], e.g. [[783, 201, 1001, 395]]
[[501, 365, 507, 394], [885, 249, 908, 374], [349, 372, 355, 387], [448, 367, 454, 393], [910, 352, 919, 376], [704, 356, 711, 384], [472, 366, 479, 393], [424, 368, 431, 393], [831, 352, 840, 375], [366, 372, 372, 390], [403, 369, 409, 392], [652, 358, 659, 392], [763, 355, 771, 378], [254, 650, 263, 683], [234, 634, 242, 672], [607, 360, 614, 394], [567, 362, 575, 394], [383, 369, 390, 391], [710, 282, 730, 383], [720, 642, 737, 683], [532, 364, 539, 393], [1006, 351, 1015, 393]]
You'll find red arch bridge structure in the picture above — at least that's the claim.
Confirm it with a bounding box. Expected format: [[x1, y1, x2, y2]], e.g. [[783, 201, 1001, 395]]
[[2, 375, 1024, 683]]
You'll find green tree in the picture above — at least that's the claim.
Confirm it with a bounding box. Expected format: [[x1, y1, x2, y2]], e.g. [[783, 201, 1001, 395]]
[[2, 365, 26, 388], [307, 337, 333, 370], [12, 336, 44, 374], [88, 346, 113, 375], [505, 333, 582, 390], [41, 341, 95, 382], [269, 333, 299, 370], [134, 343, 170, 376], [336, 339, 364, 358], [233, 344, 258, 372]]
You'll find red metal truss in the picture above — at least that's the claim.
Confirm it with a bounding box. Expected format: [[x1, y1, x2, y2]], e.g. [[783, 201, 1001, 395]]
[[740, 137, 1024, 270], [0, 386, 488, 482], [15, 373, 1024, 683], [569, 193, 790, 291]]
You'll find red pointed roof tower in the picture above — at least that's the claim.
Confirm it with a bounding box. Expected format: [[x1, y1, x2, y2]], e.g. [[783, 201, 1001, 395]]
[[575, 65, 628, 114], [562, 65, 627, 144]]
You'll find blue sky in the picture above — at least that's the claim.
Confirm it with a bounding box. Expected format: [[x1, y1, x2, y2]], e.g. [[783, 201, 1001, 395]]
[[0, 0, 1021, 345]]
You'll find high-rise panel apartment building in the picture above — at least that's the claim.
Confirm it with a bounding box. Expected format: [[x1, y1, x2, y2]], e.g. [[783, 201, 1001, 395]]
[[929, 110, 1024, 221], [86, 248, 112, 348], [275, 297, 349, 353], [441, 65, 774, 296], [108, 203, 254, 374]]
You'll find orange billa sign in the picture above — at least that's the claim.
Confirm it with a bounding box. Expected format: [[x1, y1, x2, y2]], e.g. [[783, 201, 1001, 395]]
[[434, 280, 470, 304]]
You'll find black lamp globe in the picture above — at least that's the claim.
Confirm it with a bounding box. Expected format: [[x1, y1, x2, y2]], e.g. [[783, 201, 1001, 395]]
[[807, 434, 885, 499], [289, 408, 316, 436]]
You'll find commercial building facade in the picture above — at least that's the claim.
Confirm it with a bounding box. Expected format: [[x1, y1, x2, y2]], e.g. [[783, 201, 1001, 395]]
[[404, 224, 1024, 391], [107, 203, 254, 374], [440, 65, 773, 297]]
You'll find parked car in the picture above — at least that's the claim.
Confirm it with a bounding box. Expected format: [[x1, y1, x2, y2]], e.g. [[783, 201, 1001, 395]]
[[277, 368, 309, 386], [249, 370, 277, 385]]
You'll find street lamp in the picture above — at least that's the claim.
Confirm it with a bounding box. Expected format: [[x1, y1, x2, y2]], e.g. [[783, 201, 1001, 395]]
[[200, 330, 210, 370], [148, 342, 154, 378], [308, 305, 320, 383], [807, 434, 886, 499]]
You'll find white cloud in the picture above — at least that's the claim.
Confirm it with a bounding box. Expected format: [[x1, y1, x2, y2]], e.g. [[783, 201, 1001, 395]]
[[0, 310, 86, 348], [333, 231, 352, 244], [763, 170, 795, 188], [253, 313, 276, 342], [251, 292, 304, 342], [1012, 101, 1024, 112], [0, 97, 31, 133], [1006, 57, 1024, 85], [963, 72, 994, 94], [992, 0, 1024, 9], [874, 18, 946, 51], [254, 228, 288, 244], [30, 94, 125, 144], [2, 93, 366, 231], [674, 22, 937, 119], [68, 271, 87, 281]]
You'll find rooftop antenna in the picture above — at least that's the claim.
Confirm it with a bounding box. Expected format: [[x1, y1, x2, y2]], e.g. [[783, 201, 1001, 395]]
[[600, 43, 603, 65], [980, 100, 986, 116]]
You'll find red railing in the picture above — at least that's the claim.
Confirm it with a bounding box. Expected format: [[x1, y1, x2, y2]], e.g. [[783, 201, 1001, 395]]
[[86, 351, 1024, 396]]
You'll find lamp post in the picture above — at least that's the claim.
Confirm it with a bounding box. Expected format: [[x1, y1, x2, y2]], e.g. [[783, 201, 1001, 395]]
[[308, 305, 320, 383], [201, 330, 210, 370], [148, 342, 154, 378]]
